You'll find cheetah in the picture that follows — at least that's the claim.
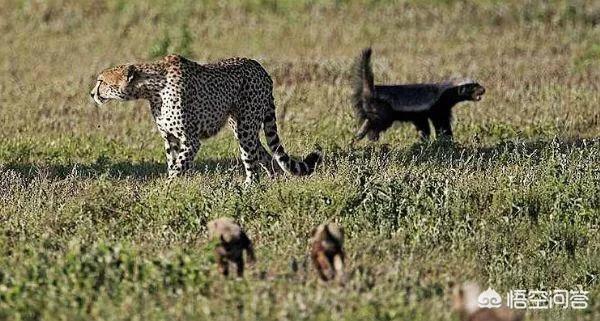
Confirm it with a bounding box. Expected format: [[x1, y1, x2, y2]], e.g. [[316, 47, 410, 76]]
[[90, 54, 321, 184]]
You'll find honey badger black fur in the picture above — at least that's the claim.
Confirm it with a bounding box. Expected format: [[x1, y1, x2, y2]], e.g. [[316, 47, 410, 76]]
[[351, 48, 485, 142], [207, 217, 256, 277]]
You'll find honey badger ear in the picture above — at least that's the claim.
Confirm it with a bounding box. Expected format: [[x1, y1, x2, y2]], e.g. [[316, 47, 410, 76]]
[[457, 85, 468, 96]]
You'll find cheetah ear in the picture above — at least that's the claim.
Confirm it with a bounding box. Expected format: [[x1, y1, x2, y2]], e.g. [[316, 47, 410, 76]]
[[125, 65, 137, 84]]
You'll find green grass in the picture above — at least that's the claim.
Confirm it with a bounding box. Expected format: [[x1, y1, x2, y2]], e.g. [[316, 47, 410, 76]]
[[0, 0, 599, 320]]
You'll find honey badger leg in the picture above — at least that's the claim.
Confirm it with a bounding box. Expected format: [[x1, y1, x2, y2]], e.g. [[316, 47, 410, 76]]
[[216, 247, 230, 276], [241, 231, 256, 264], [313, 252, 334, 281], [353, 119, 371, 143], [367, 130, 380, 141], [431, 112, 453, 139], [234, 256, 245, 277], [413, 118, 431, 141]]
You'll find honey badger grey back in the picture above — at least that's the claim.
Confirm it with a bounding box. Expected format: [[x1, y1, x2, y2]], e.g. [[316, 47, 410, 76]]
[[351, 48, 485, 142]]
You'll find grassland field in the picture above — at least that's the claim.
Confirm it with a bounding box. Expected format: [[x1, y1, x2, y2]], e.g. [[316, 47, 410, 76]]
[[0, 0, 599, 320]]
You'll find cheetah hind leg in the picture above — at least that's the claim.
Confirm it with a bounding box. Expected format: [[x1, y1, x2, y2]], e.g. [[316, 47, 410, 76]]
[[237, 130, 263, 186], [258, 144, 277, 179], [239, 141, 260, 186], [229, 117, 263, 185]]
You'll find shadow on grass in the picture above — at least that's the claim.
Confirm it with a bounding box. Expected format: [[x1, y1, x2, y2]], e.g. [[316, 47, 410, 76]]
[[416, 137, 592, 161], [337, 137, 597, 168], [2, 157, 242, 181], [2, 137, 596, 180]]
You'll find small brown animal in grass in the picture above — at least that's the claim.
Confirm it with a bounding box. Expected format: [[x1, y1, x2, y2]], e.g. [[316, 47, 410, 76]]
[[453, 282, 524, 321], [310, 223, 345, 283], [207, 217, 255, 277]]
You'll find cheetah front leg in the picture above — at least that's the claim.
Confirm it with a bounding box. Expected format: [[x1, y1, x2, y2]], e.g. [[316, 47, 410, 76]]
[[165, 135, 200, 179], [161, 132, 179, 177]]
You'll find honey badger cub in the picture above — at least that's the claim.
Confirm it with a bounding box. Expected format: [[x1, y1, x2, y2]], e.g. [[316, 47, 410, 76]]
[[352, 47, 485, 142], [207, 217, 255, 277], [310, 223, 345, 283], [453, 282, 524, 321]]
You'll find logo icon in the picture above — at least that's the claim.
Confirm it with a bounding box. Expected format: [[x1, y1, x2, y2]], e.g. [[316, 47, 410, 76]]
[[478, 287, 502, 308]]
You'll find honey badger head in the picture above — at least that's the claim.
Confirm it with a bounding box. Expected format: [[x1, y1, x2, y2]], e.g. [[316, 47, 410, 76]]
[[318, 223, 344, 248], [311, 223, 345, 260], [207, 217, 242, 243], [453, 79, 486, 102]]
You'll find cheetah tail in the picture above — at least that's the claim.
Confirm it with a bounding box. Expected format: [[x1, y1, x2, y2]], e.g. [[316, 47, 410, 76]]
[[263, 110, 322, 176]]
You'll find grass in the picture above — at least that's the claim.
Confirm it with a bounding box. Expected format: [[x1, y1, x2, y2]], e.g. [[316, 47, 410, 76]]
[[0, 0, 599, 320]]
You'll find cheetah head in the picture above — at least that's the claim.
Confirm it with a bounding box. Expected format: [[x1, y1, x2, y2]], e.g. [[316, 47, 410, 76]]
[[90, 64, 138, 105]]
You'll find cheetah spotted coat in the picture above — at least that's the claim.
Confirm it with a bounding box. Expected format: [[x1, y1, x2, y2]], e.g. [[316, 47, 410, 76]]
[[90, 54, 321, 183]]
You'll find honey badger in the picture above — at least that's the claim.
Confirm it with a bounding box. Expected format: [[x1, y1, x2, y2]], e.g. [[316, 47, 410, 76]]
[[351, 48, 485, 142], [310, 223, 345, 283], [207, 217, 255, 277]]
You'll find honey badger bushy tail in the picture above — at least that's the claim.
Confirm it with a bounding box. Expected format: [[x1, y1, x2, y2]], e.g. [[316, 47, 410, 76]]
[[351, 47, 375, 123], [263, 108, 322, 176]]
